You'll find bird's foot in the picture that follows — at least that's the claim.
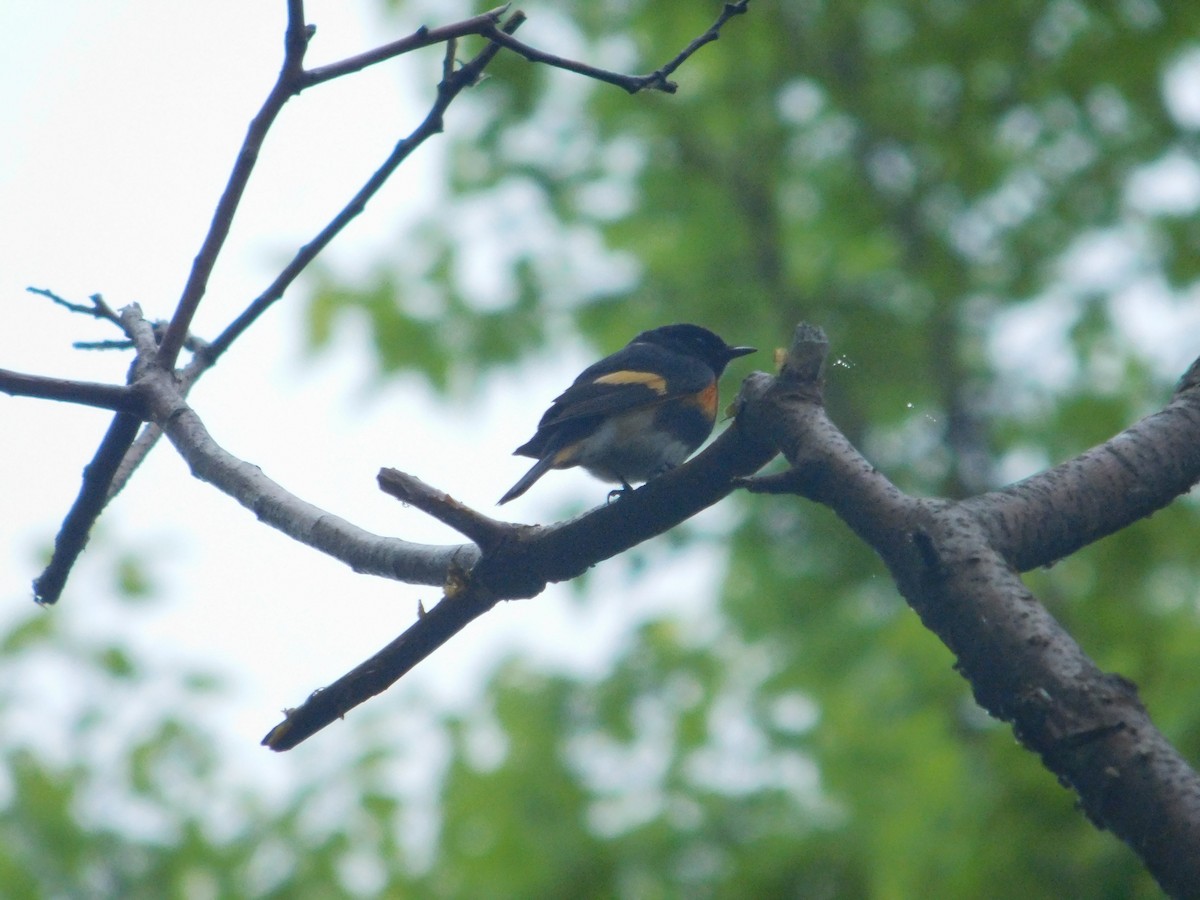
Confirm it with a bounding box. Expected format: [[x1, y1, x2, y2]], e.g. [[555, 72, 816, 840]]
[[606, 481, 635, 504]]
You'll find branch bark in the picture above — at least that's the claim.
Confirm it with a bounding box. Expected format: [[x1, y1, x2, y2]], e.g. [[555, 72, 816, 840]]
[[964, 393, 1200, 571], [255, 320, 1200, 898], [740, 324, 1200, 897], [0, 370, 143, 415], [262, 380, 778, 750]]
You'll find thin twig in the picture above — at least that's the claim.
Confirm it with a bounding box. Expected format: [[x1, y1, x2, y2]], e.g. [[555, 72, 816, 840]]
[[203, 12, 527, 364], [27, 287, 122, 327], [154, 1, 312, 369], [654, 1, 750, 85], [378, 469, 510, 551], [483, 0, 750, 94], [32, 413, 144, 605], [303, 4, 510, 86], [107, 423, 163, 501], [56, 5, 311, 526], [0, 369, 144, 415], [92, 12, 526, 497], [72, 340, 134, 351], [262, 579, 497, 751], [482, 27, 675, 93], [160, 4, 522, 369], [26, 305, 162, 604]]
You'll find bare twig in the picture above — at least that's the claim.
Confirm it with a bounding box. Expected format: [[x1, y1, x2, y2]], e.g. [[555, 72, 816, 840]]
[[29, 6, 508, 595], [27, 288, 121, 326], [107, 423, 164, 500], [72, 340, 134, 351], [32, 413, 144, 605], [377, 470, 510, 551], [26, 306, 162, 604], [0, 369, 144, 415], [167, 6, 525, 370], [303, 4, 511, 86], [202, 11, 527, 364], [25, 286, 210, 354], [262, 381, 778, 749], [154, 1, 312, 369], [22, 305, 156, 604], [262, 578, 497, 751], [655, 1, 751, 87], [483, 0, 750, 94], [42, 10, 527, 524]]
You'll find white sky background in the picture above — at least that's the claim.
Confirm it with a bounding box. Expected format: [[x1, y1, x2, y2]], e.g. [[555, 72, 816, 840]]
[[0, 0, 730, 811]]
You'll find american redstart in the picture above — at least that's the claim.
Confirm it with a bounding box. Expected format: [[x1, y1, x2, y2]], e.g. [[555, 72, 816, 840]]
[[499, 323, 755, 504]]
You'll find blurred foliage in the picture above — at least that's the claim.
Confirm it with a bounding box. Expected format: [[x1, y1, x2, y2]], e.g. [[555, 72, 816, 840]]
[[11, 1, 1200, 897], [0, 547, 438, 898], [340, 0, 1200, 893], [308, 0, 1200, 894]]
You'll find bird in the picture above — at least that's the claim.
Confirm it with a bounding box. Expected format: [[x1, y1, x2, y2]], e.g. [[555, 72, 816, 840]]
[[498, 323, 755, 505]]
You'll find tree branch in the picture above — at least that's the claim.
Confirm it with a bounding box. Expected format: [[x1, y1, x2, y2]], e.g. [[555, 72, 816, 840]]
[[30, 7, 315, 591], [96, 11, 530, 505], [0, 369, 144, 415], [24, 10, 533, 606], [302, 4, 511, 86], [964, 375, 1200, 572], [26, 287, 121, 326], [201, 11, 527, 366], [154, 2, 313, 370], [261, 377, 778, 750], [377, 470, 511, 551], [22, 307, 160, 605], [261, 578, 497, 751], [44, 300, 774, 749], [127, 356, 473, 588], [740, 323, 1200, 896], [482, 0, 750, 94], [32, 412, 144, 605]]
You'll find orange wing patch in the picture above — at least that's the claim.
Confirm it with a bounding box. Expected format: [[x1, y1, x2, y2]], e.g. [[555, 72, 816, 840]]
[[684, 381, 719, 417], [593, 370, 668, 394], [552, 441, 584, 467]]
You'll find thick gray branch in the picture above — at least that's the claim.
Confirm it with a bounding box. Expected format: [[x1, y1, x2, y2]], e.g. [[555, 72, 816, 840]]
[[741, 323, 1200, 897], [964, 392, 1200, 571], [129, 350, 474, 589]]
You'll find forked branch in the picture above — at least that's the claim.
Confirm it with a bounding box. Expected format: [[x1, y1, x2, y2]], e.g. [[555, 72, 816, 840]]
[[738, 325, 1200, 897], [19, 3, 755, 605]]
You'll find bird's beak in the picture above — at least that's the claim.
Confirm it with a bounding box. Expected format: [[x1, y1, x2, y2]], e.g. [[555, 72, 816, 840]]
[[727, 345, 756, 359]]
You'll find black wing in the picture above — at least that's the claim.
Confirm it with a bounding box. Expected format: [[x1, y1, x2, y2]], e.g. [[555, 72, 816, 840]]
[[514, 343, 714, 458]]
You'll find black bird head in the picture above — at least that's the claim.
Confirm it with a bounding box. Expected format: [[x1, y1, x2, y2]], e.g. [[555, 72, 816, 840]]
[[632, 323, 756, 375]]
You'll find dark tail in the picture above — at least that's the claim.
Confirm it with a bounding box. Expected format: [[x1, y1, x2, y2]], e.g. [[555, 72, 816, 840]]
[[498, 455, 555, 505]]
